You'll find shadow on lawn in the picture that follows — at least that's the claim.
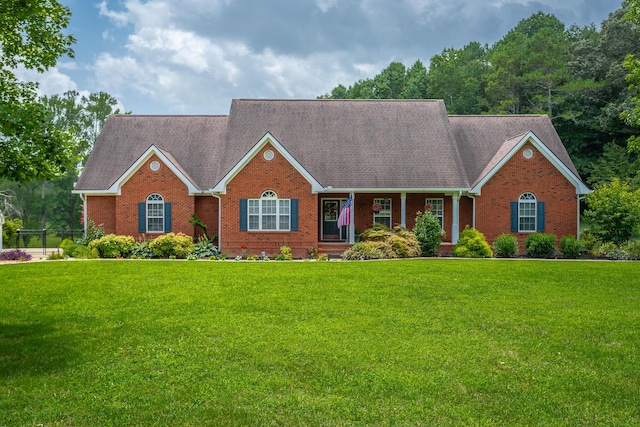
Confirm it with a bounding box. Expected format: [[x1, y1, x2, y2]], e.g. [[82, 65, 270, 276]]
[[0, 321, 79, 378]]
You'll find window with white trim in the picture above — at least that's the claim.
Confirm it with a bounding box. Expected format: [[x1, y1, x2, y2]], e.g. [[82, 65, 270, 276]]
[[248, 191, 291, 231], [518, 192, 537, 232], [146, 193, 164, 232], [373, 198, 392, 228], [426, 198, 444, 228]]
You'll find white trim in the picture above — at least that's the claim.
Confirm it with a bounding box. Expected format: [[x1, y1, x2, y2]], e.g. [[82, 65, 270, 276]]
[[211, 133, 324, 194], [469, 132, 591, 195], [72, 145, 201, 196]]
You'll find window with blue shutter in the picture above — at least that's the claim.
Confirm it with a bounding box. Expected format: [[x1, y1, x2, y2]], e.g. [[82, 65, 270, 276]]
[[239, 199, 248, 231], [512, 194, 544, 233], [164, 202, 172, 232], [138, 202, 146, 233], [240, 193, 298, 231]]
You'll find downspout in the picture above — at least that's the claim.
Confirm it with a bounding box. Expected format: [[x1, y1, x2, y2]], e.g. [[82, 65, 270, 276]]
[[469, 195, 476, 229], [577, 195, 584, 239], [80, 193, 87, 236], [212, 193, 222, 251]]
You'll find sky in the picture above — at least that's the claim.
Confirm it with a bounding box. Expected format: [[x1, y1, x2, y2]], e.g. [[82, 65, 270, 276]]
[[20, 0, 623, 115]]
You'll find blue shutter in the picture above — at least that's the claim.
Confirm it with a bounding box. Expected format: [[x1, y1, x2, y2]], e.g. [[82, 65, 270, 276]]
[[510, 201, 518, 232], [537, 201, 545, 233], [164, 202, 172, 233], [290, 199, 299, 231], [239, 199, 248, 231], [138, 202, 146, 233]]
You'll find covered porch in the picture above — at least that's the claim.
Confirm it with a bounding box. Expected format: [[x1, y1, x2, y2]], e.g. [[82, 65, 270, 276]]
[[318, 191, 473, 247]]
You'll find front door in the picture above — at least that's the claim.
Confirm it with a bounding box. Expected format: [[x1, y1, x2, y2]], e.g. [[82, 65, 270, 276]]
[[322, 199, 347, 241]]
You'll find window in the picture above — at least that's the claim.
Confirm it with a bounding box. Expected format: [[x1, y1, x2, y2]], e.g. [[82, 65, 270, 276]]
[[518, 192, 537, 232], [248, 191, 291, 231], [426, 198, 444, 228], [146, 193, 164, 232], [373, 198, 392, 227]]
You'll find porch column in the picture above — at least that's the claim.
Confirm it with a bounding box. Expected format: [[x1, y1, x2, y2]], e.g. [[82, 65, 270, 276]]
[[452, 193, 460, 244], [349, 192, 355, 244], [400, 192, 406, 228]]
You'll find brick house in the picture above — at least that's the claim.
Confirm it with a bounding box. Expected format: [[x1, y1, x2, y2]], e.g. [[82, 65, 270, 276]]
[[73, 99, 590, 257]]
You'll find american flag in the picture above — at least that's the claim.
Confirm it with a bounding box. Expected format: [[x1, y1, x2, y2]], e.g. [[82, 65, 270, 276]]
[[337, 196, 352, 228]]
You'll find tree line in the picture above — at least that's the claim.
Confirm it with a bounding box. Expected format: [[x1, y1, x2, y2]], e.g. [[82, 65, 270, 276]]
[[319, 3, 640, 190]]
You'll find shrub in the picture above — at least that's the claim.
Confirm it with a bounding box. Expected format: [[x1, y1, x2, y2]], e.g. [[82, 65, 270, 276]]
[[191, 236, 218, 259], [359, 223, 391, 242], [341, 242, 385, 260], [452, 226, 493, 258], [358, 225, 420, 259], [77, 220, 105, 246], [275, 246, 293, 260], [579, 231, 602, 255], [524, 233, 557, 259], [0, 249, 32, 261], [148, 233, 194, 258], [130, 240, 155, 259], [560, 235, 585, 259], [47, 252, 64, 260], [493, 234, 518, 258], [626, 241, 640, 260], [584, 178, 640, 245], [88, 234, 135, 258], [2, 218, 22, 248], [413, 210, 445, 256]]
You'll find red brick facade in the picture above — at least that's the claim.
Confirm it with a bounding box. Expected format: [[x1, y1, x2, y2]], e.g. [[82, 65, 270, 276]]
[[84, 143, 579, 257], [475, 143, 578, 250], [221, 143, 318, 258]]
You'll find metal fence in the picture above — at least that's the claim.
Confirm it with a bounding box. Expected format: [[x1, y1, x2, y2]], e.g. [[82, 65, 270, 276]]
[[13, 229, 85, 254]]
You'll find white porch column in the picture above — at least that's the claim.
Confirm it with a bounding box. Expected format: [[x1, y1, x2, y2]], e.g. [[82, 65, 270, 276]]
[[349, 192, 355, 244], [400, 192, 407, 228], [452, 193, 460, 244]]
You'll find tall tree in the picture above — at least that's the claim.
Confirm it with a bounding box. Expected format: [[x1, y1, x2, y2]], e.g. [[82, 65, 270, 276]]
[[0, 0, 77, 182], [622, 0, 640, 153], [428, 42, 488, 114]]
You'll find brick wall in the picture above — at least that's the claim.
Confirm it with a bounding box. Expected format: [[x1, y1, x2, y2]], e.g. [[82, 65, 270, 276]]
[[475, 143, 578, 251], [194, 195, 219, 242], [221, 143, 318, 258], [86, 195, 116, 233]]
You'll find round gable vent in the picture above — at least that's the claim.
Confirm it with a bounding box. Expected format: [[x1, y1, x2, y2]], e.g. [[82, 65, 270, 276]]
[[150, 160, 161, 171], [523, 148, 534, 159], [263, 149, 275, 161]]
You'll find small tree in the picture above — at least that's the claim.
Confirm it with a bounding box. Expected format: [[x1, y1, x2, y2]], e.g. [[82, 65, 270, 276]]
[[413, 210, 445, 256], [584, 178, 640, 244], [452, 226, 493, 258]]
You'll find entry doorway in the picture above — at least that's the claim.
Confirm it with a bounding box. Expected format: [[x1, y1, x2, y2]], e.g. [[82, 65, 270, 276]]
[[321, 199, 348, 241]]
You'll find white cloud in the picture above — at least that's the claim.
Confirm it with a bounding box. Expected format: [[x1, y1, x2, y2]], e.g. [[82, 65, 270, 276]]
[[15, 66, 78, 96], [98, 1, 130, 27]]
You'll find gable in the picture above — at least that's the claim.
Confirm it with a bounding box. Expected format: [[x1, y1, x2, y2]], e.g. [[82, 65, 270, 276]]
[[211, 133, 324, 194], [73, 145, 200, 195], [469, 132, 590, 195]]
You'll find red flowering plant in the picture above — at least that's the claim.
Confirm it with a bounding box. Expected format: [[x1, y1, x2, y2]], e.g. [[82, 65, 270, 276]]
[[240, 243, 248, 253]]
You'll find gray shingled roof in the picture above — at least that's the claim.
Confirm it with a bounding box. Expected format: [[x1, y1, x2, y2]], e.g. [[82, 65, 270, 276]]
[[74, 100, 582, 193], [449, 115, 580, 186]]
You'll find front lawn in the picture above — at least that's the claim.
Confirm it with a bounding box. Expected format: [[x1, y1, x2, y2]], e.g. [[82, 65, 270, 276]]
[[1, 260, 639, 426]]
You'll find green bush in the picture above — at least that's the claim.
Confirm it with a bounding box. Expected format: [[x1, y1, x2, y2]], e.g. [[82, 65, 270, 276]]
[[275, 246, 293, 260], [191, 236, 218, 259], [341, 242, 386, 260], [130, 240, 155, 259], [413, 210, 445, 256], [452, 226, 493, 258], [2, 218, 22, 248], [148, 233, 194, 258], [88, 234, 135, 258], [77, 220, 105, 246], [579, 231, 602, 255], [524, 233, 557, 259], [358, 224, 421, 259], [560, 235, 585, 259], [493, 234, 518, 258]]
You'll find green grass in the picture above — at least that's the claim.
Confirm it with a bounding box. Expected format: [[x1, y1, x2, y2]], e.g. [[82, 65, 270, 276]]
[[1, 259, 639, 426]]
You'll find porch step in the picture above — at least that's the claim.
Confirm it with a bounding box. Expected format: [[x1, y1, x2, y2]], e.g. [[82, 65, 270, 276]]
[[317, 242, 351, 257]]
